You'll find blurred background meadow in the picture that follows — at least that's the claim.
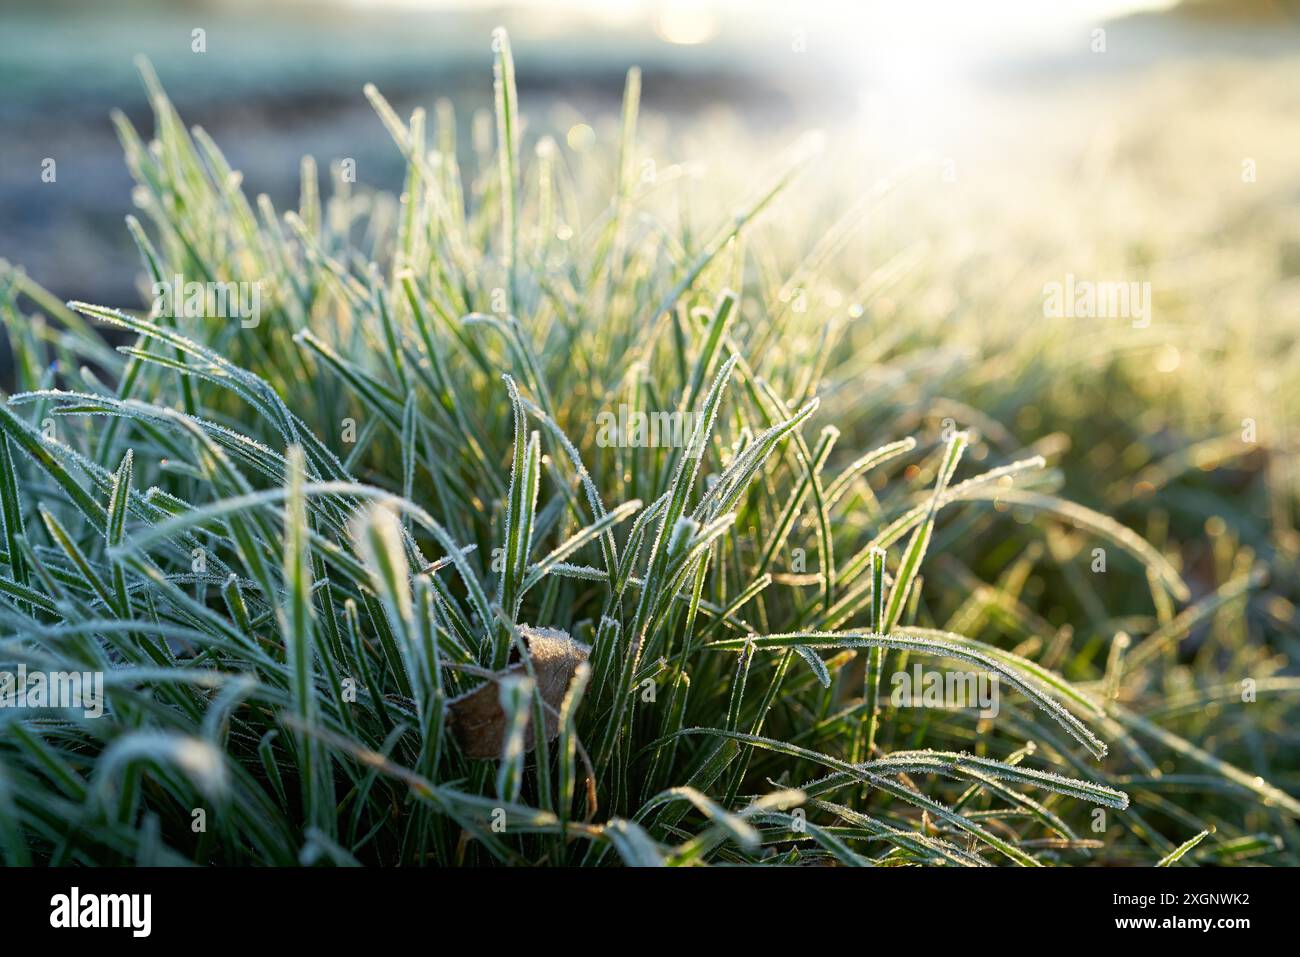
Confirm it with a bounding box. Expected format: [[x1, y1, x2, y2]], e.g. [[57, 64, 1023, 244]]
[[1, 0, 1298, 862]]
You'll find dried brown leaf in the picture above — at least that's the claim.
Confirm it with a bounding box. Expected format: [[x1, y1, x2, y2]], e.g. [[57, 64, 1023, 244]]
[[447, 626, 590, 759]]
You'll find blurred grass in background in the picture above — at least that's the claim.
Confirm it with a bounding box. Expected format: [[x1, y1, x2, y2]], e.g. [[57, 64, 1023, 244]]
[[5, 0, 1300, 305]]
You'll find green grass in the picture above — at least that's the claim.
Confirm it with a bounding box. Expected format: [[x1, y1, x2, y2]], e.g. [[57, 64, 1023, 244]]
[[0, 33, 1296, 866]]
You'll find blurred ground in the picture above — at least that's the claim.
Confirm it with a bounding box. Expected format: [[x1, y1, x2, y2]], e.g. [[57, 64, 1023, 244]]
[[3, 0, 1300, 306]]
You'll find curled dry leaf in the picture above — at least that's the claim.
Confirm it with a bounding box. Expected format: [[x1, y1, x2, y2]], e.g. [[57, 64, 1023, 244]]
[[447, 626, 591, 759]]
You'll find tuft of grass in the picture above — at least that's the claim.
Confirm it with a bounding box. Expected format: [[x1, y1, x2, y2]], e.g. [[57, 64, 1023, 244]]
[[0, 31, 1295, 866]]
